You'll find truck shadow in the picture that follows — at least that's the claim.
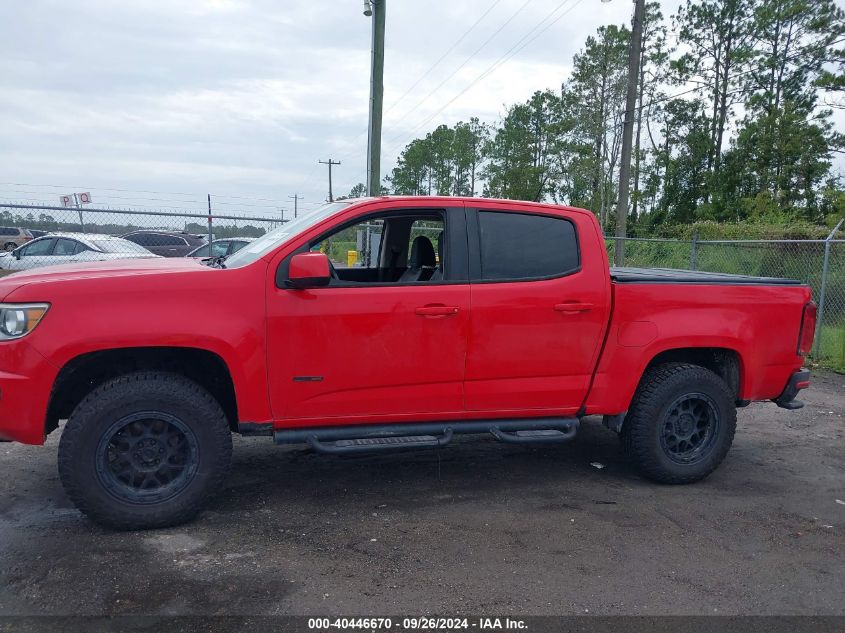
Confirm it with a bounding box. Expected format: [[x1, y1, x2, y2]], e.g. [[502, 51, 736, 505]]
[[211, 418, 641, 515]]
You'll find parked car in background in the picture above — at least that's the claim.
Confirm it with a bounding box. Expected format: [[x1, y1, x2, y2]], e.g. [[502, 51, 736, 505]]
[[27, 229, 48, 238], [120, 230, 207, 257], [0, 233, 159, 271], [0, 227, 33, 251], [186, 237, 255, 258]]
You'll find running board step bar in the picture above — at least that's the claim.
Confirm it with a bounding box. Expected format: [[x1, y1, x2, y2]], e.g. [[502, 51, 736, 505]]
[[274, 418, 579, 455]]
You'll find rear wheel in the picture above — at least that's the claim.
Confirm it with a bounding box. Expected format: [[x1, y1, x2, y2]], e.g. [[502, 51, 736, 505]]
[[621, 363, 736, 484], [4, 242, 16, 252], [58, 371, 232, 530]]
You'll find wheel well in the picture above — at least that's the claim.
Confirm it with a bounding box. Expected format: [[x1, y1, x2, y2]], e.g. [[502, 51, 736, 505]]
[[646, 348, 742, 399], [46, 347, 239, 435]]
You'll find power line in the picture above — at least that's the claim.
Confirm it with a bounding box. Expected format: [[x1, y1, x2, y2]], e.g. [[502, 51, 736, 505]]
[[385, 0, 506, 116], [385, 0, 584, 154], [386, 0, 537, 129]]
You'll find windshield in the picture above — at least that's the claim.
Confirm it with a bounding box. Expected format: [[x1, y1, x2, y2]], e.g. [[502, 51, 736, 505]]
[[224, 201, 352, 268], [92, 238, 154, 255]]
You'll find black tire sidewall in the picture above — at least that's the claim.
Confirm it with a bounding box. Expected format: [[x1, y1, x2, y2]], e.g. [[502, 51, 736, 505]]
[[59, 373, 232, 529], [624, 364, 737, 483]]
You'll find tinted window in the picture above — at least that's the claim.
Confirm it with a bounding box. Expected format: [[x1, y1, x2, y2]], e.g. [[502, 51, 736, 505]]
[[124, 233, 152, 247], [20, 237, 54, 256], [0, 227, 16, 236], [478, 211, 578, 280], [54, 238, 83, 256], [154, 235, 187, 247]]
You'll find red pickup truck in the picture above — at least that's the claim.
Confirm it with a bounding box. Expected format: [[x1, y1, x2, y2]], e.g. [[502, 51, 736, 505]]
[[0, 197, 815, 529]]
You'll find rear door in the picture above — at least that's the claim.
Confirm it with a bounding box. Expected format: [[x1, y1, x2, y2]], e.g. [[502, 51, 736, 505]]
[[464, 205, 610, 414]]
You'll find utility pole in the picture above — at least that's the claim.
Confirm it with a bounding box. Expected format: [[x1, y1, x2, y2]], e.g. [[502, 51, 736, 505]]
[[364, 0, 386, 197], [72, 193, 85, 233], [318, 159, 341, 202], [288, 193, 301, 218], [614, 0, 645, 267]]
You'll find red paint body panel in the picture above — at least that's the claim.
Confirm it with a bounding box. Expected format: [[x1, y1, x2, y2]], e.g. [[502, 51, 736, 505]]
[[463, 203, 611, 413], [0, 196, 811, 445]]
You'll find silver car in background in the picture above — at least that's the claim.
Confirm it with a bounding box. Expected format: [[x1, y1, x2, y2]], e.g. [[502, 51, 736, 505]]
[[0, 233, 160, 271]]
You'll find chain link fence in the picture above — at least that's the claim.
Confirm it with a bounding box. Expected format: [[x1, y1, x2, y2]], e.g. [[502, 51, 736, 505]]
[[608, 222, 845, 369], [0, 202, 284, 272], [1, 200, 842, 369]]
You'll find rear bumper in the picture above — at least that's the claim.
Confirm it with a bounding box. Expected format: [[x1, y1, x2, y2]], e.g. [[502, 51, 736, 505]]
[[0, 341, 56, 444], [773, 369, 811, 410]]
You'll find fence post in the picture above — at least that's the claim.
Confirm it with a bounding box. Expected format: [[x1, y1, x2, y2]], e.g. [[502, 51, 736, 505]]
[[813, 217, 845, 358], [206, 194, 214, 251], [690, 231, 699, 271]]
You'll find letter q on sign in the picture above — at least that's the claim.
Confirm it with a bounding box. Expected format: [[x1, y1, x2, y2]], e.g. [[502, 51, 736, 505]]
[[78, 192, 91, 204]]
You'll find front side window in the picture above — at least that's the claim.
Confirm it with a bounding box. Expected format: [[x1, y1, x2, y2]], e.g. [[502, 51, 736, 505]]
[[312, 218, 385, 269], [20, 238, 54, 257], [477, 211, 578, 281], [298, 211, 447, 286]]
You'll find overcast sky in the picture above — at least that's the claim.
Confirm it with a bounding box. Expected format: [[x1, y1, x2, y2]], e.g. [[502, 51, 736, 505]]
[[0, 0, 749, 220]]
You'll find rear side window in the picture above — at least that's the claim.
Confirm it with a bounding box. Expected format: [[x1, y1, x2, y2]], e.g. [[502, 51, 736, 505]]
[[54, 238, 83, 256], [125, 234, 152, 247], [0, 227, 16, 236], [478, 211, 579, 281]]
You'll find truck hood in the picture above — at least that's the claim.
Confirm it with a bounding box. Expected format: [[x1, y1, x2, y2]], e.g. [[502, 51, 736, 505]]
[[0, 257, 208, 300]]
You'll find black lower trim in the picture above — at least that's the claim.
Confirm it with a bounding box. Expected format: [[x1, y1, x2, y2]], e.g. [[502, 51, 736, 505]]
[[602, 413, 626, 433], [274, 417, 579, 446], [774, 369, 811, 410], [238, 422, 274, 437]]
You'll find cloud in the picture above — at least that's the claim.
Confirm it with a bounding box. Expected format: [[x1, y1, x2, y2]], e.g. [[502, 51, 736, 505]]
[[0, 0, 697, 211]]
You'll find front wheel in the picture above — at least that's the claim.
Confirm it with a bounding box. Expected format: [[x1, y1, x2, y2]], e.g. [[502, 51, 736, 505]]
[[621, 363, 736, 484], [58, 371, 233, 530]]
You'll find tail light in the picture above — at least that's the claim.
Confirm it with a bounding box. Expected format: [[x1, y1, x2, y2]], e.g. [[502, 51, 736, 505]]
[[798, 301, 817, 356]]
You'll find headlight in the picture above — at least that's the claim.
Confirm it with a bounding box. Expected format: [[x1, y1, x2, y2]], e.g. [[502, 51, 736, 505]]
[[0, 304, 49, 340]]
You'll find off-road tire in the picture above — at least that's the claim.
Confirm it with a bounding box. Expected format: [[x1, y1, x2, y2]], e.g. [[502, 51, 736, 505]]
[[58, 371, 232, 530], [621, 362, 736, 484]]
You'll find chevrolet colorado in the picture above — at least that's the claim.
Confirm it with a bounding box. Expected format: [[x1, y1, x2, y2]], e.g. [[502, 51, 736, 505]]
[[0, 197, 815, 529]]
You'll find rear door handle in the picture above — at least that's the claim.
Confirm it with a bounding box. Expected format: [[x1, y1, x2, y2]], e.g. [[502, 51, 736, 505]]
[[415, 305, 460, 318], [554, 302, 593, 314]]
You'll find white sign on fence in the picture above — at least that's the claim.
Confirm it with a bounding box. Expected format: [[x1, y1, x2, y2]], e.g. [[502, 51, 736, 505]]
[[60, 192, 92, 207]]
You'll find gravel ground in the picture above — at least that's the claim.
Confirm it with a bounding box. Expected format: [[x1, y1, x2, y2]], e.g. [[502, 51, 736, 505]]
[[0, 371, 843, 616]]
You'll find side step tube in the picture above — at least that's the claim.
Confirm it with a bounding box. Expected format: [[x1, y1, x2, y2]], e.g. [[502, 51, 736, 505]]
[[274, 417, 579, 455]]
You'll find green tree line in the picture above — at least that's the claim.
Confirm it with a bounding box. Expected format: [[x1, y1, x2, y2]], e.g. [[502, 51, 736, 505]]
[[376, 0, 845, 234]]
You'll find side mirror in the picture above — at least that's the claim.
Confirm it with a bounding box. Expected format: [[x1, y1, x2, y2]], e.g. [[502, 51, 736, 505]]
[[287, 252, 331, 289], [14, 250, 21, 260]]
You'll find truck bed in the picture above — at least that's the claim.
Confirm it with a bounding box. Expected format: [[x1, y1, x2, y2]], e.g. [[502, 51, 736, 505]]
[[610, 267, 802, 285]]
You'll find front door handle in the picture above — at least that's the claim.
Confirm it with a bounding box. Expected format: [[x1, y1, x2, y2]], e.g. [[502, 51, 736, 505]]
[[415, 305, 459, 318], [554, 302, 593, 314]]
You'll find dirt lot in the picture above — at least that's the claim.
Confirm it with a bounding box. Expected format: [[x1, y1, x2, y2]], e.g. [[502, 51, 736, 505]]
[[0, 372, 843, 617]]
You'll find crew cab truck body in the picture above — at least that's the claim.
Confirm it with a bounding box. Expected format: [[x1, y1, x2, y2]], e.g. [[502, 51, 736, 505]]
[[0, 197, 815, 529]]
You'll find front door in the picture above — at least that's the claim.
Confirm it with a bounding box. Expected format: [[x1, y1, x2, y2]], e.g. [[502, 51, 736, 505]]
[[267, 206, 471, 423], [463, 206, 610, 414]]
